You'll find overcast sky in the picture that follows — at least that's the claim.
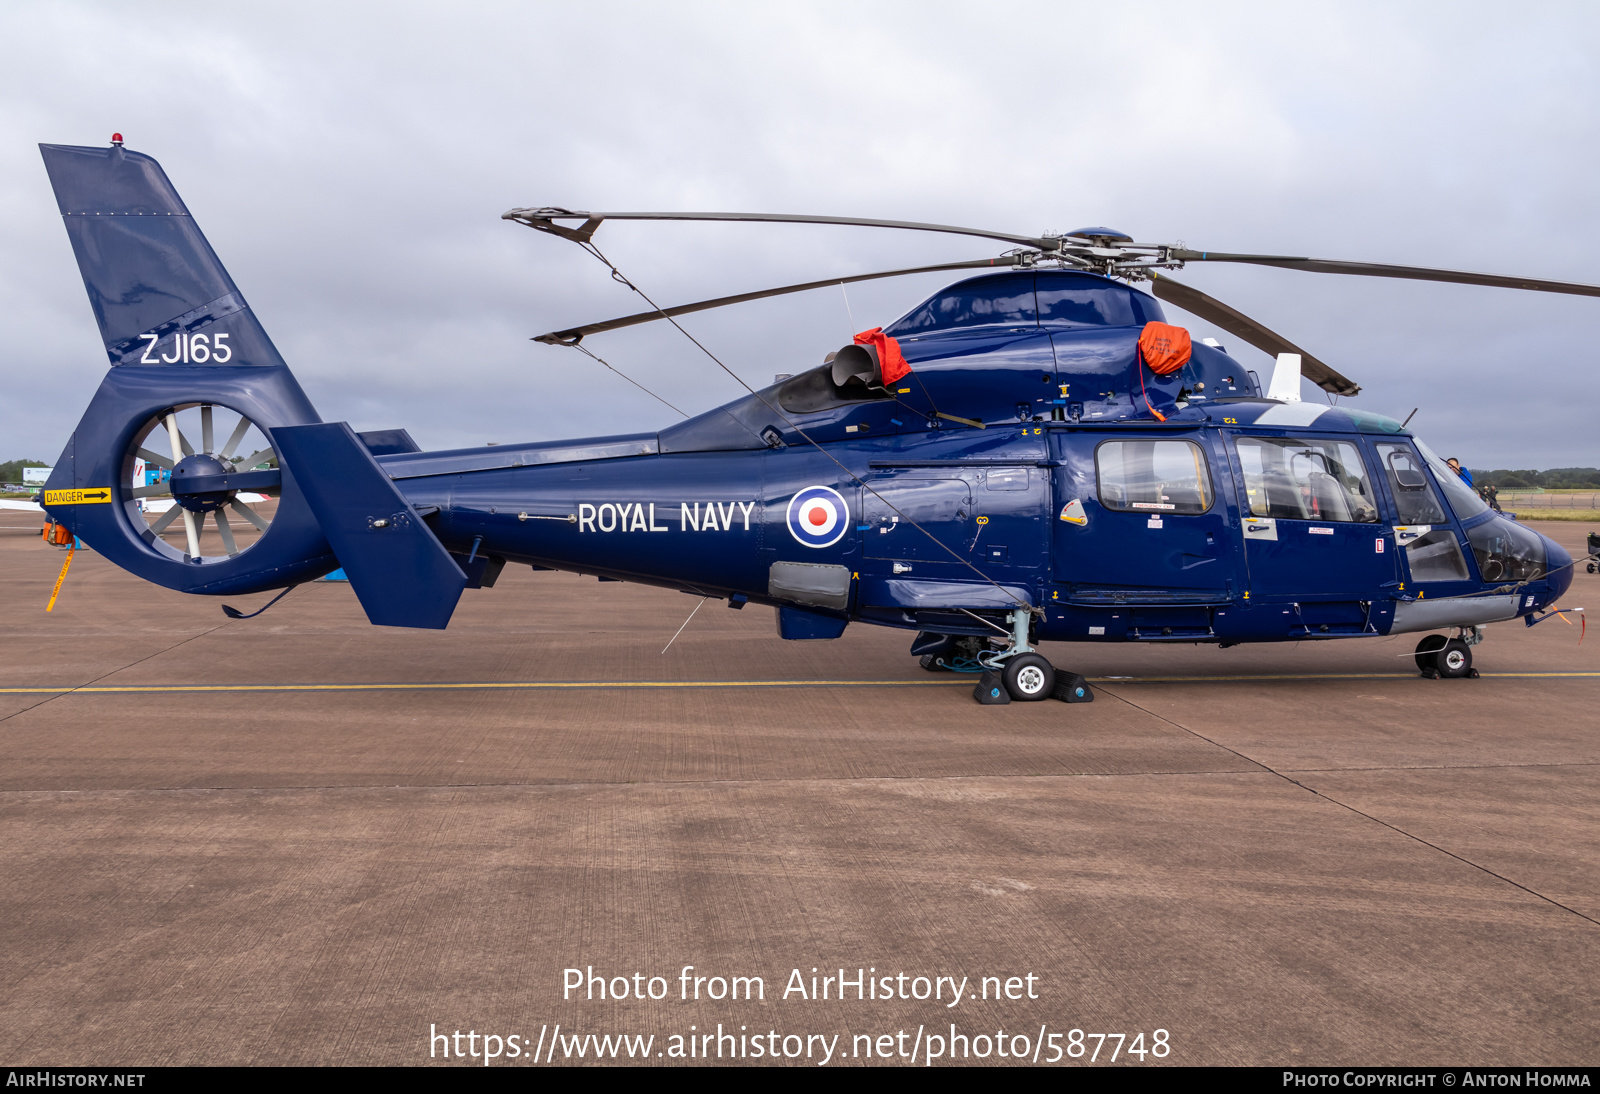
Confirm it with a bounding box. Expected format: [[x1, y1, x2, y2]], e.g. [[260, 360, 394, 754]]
[[3, 1, 1598, 469]]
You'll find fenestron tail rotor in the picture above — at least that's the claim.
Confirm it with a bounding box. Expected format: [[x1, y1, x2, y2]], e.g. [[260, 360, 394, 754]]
[[127, 403, 280, 562]]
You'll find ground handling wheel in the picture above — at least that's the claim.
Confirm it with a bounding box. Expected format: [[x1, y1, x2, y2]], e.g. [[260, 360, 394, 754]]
[[1003, 653, 1055, 701], [1414, 634, 1449, 676], [1437, 638, 1475, 679]]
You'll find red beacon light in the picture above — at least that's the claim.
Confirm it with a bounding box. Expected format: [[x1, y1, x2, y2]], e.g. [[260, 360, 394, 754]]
[[110, 133, 123, 146]]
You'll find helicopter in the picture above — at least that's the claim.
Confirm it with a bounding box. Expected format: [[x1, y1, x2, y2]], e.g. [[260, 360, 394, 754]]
[[34, 139, 1589, 703]]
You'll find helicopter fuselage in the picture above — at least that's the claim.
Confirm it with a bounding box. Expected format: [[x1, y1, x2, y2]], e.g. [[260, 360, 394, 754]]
[[390, 392, 1573, 647]]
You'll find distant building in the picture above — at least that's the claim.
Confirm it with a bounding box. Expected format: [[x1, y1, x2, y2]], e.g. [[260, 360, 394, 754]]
[[22, 467, 51, 486]]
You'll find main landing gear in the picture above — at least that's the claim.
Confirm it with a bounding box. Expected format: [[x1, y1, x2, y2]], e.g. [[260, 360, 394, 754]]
[[1414, 626, 1484, 679], [914, 610, 1094, 705]]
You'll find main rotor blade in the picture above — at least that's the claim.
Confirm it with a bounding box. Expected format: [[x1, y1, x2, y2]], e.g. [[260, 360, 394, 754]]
[[533, 257, 1025, 344], [1172, 250, 1600, 298], [504, 207, 1062, 254], [1149, 272, 1360, 397]]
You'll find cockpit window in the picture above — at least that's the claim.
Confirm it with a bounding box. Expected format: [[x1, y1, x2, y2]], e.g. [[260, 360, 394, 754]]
[[1234, 436, 1379, 522], [887, 273, 1037, 334], [1414, 438, 1491, 519], [1467, 517, 1546, 582], [777, 365, 890, 414], [1375, 443, 1448, 525]]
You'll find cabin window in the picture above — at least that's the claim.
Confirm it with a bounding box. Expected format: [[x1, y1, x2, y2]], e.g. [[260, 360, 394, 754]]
[[1095, 439, 1213, 515], [1233, 436, 1379, 522]]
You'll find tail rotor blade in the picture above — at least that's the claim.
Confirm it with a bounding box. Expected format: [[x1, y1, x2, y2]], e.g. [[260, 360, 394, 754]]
[[214, 509, 239, 556], [220, 415, 252, 461]]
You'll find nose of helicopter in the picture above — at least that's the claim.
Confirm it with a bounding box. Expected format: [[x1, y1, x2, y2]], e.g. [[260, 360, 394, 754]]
[[1541, 532, 1574, 602]]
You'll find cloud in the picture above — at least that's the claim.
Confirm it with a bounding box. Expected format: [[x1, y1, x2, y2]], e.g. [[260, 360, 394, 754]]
[[3, 0, 1598, 467]]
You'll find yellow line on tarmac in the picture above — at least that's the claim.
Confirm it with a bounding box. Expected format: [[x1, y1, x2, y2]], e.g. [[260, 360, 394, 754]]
[[0, 672, 1595, 696], [0, 679, 972, 695], [1099, 672, 1600, 682]]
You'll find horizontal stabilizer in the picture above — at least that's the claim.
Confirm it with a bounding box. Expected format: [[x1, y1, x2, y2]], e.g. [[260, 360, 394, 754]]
[[272, 423, 466, 629]]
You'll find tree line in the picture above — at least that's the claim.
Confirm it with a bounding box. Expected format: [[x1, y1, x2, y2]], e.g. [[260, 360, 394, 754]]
[[0, 459, 47, 486], [1470, 467, 1600, 489]]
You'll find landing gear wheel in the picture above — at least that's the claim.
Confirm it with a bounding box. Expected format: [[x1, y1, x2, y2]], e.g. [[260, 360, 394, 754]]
[[1003, 653, 1055, 701], [1437, 638, 1474, 679], [919, 653, 951, 673], [1414, 634, 1448, 675]]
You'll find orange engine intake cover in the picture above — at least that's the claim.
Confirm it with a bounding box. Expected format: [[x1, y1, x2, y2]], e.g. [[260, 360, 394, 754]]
[[1138, 321, 1191, 375]]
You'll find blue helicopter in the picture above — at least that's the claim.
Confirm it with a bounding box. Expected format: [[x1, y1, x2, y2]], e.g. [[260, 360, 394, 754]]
[[36, 140, 1588, 702]]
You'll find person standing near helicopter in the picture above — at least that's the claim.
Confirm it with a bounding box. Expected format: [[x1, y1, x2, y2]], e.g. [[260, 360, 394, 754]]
[[1447, 457, 1474, 487]]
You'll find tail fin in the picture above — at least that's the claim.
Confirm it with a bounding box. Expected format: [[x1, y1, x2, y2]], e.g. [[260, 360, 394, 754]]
[[39, 142, 287, 370], [39, 141, 333, 597]]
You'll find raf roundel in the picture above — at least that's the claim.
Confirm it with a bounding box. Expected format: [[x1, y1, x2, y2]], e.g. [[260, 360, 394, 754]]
[[787, 485, 849, 549]]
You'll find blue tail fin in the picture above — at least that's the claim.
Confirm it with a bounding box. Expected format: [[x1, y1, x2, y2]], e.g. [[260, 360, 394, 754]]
[[39, 141, 335, 597], [39, 142, 287, 370]]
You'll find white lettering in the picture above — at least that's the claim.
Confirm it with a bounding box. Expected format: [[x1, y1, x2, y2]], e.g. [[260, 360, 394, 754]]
[[578, 503, 596, 533], [701, 504, 722, 531], [139, 333, 159, 364], [212, 331, 232, 362], [161, 336, 182, 364], [717, 502, 736, 529], [597, 503, 617, 532], [649, 503, 667, 531], [783, 968, 808, 999], [629, 504, 648, 532], [681, 503, 699, 531], [190, 332, 211, 363], [739, 500, 755, 530]]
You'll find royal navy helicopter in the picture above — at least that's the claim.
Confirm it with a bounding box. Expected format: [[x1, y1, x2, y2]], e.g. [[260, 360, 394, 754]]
[[35, 139, 1589, 702]]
